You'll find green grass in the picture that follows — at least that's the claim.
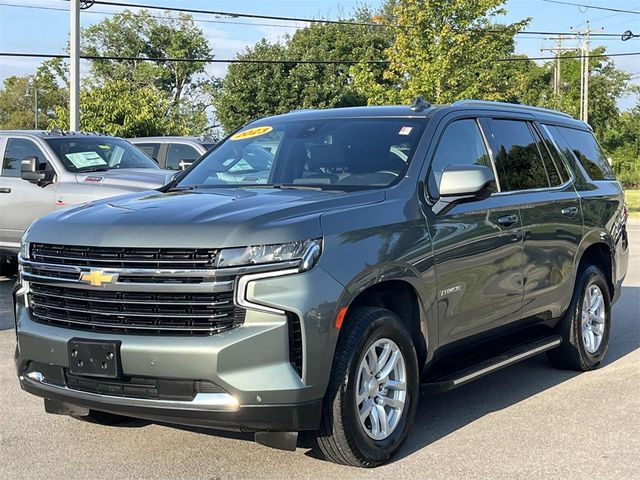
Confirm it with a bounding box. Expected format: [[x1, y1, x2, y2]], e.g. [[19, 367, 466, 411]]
[[625, 190, 640, 219]]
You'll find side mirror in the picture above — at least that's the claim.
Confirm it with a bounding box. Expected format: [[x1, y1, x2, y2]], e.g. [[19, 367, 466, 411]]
[[20, 156, 53, 186], [433, 164, 496, 215]]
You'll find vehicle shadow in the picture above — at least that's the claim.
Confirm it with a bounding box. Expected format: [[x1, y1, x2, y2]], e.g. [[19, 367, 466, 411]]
[[164, 286, 639, 463], [0, 270, 17, 331]]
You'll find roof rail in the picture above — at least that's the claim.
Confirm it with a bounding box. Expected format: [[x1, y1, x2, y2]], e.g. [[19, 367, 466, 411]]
[[452, 100, 574, 119]]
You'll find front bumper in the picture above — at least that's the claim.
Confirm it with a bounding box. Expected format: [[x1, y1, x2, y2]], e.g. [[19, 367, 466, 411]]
[[14, 264, 347, 432], [19, 372, 321, 431]]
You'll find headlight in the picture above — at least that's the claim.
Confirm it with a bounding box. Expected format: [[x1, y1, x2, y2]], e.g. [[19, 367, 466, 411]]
[[19, 240, 30, 260], [216, 239, 321, 271]]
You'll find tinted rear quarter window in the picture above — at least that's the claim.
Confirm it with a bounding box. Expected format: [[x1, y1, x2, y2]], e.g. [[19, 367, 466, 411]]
[[488, 119, 550, 191], [553, 126, 614, 180]]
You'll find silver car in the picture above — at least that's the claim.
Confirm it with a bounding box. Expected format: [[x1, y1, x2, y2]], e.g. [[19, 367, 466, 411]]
[[128, 136, 216, 170], [0, 130, 173, 256]]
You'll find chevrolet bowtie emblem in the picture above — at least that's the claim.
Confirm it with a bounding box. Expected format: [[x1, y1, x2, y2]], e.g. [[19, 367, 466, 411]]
[[80, 269, 117, 287]]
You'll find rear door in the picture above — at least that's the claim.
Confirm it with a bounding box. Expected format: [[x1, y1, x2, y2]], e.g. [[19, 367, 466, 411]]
[[0, 137, 57, 249], [166, 143, 201, 170], [484, 119, 583, 322], [425, 116, 525, 345]]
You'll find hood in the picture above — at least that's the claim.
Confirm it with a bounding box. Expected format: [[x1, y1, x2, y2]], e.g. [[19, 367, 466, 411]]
[[75, 168, 175, 191], [27, 187, 385, 249]]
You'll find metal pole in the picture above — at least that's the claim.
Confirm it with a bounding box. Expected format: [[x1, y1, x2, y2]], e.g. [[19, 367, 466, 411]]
[[583, 22, 590, 124], [34, 80, 38, 129], [70, 0, 80, 131]]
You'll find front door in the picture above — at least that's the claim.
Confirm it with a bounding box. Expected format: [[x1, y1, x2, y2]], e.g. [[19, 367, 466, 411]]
[[425, 117, 524, 345], [0, 137, 56, 249]]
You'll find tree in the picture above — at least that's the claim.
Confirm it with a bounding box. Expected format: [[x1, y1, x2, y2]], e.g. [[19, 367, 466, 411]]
[[47, 9, 215, 137], [352, 0, 529, 104], [544, 47, 630, 140], [212, 9, 391, 132], [0, 61, 66, 129], [50, 79, 206, 138], [602, 97, 640, 188], [82, 10, 211, 103]]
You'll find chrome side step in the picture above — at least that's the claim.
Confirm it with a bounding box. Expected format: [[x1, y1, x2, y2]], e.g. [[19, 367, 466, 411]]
[[424, 335, 562, 393]]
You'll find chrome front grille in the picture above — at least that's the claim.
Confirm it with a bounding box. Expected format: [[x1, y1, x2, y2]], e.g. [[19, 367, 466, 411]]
[[29, 284, 245, 334], [30, 243, 218, 269], [21, 244, 245, 336]]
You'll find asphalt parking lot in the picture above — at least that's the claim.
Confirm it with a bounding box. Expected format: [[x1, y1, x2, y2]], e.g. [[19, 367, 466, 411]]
[[0, 224, 638, 480]]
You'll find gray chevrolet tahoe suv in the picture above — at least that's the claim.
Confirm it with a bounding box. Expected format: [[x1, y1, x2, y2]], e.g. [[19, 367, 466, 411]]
[[14, 100, 629, 467], [0, 130, 173, 257]]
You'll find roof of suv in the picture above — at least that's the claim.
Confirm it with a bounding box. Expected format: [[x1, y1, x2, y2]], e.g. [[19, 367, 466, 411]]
[[129, 136, 216, 144], [251, 100, 588, 130], [0, 130, 120, 139]]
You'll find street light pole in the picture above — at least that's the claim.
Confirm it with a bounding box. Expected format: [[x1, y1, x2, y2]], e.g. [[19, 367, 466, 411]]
[[70, 0, 80, 131], [33, 79, 38, 129]]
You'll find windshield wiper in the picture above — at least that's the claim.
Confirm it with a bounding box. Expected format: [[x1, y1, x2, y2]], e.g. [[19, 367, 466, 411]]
[[166, 185, 196, 192], [76, 166, 109, 173]]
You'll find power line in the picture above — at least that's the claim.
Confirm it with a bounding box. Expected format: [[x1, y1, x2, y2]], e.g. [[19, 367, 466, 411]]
[[0, 2, 306, 29], [2, 50, 639, 64], [541, 1, 640, 15], [47, 0, 628, 38]]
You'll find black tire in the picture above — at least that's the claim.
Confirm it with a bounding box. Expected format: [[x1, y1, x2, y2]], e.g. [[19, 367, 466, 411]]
[[72, 410, 133, 425], [311, 307, 419, 467], [547, 264, 612, 371]]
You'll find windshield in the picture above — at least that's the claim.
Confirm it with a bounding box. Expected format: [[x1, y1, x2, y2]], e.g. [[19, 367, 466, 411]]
[[46, 137, 159, 172], [178, 118, 427, 190]]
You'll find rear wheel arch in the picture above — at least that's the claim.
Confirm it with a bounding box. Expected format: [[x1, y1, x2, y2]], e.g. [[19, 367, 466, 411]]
[[576, 240, 614, 297]]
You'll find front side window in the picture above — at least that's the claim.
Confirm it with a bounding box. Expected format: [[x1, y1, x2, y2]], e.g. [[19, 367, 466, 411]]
[[489, 119, 550, 191], [166, 143, 200, 170], [428, 119, 491, 195], [178, 118, 427, 190], [2, 138, 47, 177], [553, 126, 614, 180], [46, 137, 159, 172]]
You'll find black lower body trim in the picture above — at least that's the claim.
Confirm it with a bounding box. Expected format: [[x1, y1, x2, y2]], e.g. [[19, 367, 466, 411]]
[[20, 378, 322, 432]]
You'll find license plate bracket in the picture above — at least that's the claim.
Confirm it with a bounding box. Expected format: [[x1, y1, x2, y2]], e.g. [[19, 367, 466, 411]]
[[68, 339, 122, 378]]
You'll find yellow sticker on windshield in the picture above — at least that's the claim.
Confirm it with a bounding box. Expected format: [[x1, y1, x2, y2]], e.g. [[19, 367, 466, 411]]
[[230, 126, 273, 141]]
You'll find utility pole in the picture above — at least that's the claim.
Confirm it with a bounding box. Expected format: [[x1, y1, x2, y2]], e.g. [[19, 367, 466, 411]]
[[576, 21, 591, 124], [70, 0, 80, 131], [541, 35, 577, 102]]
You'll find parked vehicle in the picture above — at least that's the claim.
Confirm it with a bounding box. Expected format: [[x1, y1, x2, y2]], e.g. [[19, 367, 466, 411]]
[[0, 130, 173, 258], [129, 136, 216, 170], [14, 100, 629, 467]]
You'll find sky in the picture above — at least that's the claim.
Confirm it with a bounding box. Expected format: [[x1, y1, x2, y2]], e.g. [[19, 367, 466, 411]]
[[0, 0, 639, 108]]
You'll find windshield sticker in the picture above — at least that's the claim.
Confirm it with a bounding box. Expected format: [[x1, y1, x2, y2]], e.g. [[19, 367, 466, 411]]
[[399, 126, 413, 136], [65, 151, 108, 168], [230, 126, 273, 141]]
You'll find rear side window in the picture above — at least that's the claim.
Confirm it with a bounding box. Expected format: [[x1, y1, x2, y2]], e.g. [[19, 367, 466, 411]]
[[2, 138, 47, 177], [429, 119, 491, 195], [553, 126, 614, 180], [166, 143, 200, 170], [135, 143, 160, 162], [488, 119, 550, 191]]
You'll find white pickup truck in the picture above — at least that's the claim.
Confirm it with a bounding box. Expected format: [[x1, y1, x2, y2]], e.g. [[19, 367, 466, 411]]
[[0, 130, 173, 258]]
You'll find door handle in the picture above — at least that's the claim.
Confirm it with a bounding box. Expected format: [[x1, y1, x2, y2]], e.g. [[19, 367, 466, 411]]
[[497, 214, 518, 227], [561, 207, 579, 217], [0, 187, 11, 193]]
